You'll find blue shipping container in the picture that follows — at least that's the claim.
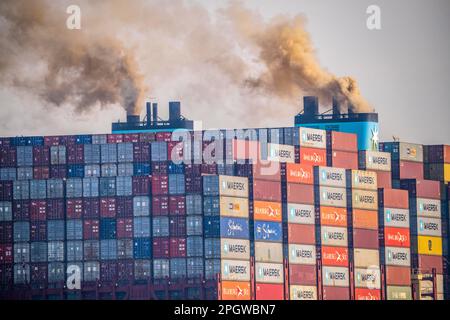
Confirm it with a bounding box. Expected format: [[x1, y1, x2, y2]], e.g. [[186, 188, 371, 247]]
[[133, 163, 151, 176], [133, 238, 152, 259], [76, 135, 93, 145], [68, 165, 85, 178], [204, 217, 249, 239], [100, 218, 117, 239], [254, 220, 283, 242]]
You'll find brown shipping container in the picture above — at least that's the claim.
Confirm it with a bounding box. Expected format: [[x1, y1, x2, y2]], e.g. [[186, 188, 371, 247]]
[[413, 180, 441, 200], [385, 266, 411, 286], [353, 229, 379, 249], [286, 183, 314, 204], [288, 224, 315, 244], [289, 264, 316, 286], [252, 180, 281, 202], [329, 151, 358, 170], [416, 254, 443, 274], [380, 189, 409, 209], [329, 131, 357, 152], [322, 286, 350, 300], [375, 171, 392, 189], [352, 209, 378, 230], [399, 161, 424, 179], [252, 161, 281, 182]]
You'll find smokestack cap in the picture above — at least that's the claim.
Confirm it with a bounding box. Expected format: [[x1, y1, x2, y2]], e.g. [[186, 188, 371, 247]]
[[127, 114, 140, 123]]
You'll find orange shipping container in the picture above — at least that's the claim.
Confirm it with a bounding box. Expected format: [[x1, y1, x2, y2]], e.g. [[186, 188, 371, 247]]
[[379, 189, 409, 209], [320, 207, 347, 227], [384, 227, 410, 247], [329, 131, 358, 153], [376, 171, 392, 189], [385, 266, 411, 286], [253, 201, 282, 222], [321, 246, 349, 267], [354, 288, 381, 300], [287, 183, 314, 204], [299, 147, 327, 166], [352, 209, 378, 230], [285, 163, 314, 184], [221, 281, 251, 300]]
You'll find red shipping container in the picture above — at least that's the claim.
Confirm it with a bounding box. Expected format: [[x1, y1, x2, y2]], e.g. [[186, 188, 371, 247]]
[[288, 224, 315, 244], [0, 244, 13, 264], [252, 161, 281, 182], [44, 136, 60, 147], [169, 216, 186, 237], [375, 170, 392, 189], [168, 141, 184, 161], [60, 135, 77, 146], [153, 196, 169, 216], [285, 163, 313, 184], [0, 222, 13, 243], [107, 134, 123, 144], [30, 221, 47, 241], [100, 261, 118, 282], [379, 189, 409, 209], [169, 237, 186, 257], [46, 199, 64, 219], [83, 219, 99, 239], [156, 132, 172, 142], [253, 180, 281, 202], [139, 132, 156, 143], [416, 254, 443, 274], [33, 166, 50, 180], [13, 200, 30, 220], [153, 237, 170, 258], [322, 286, 350, 300], [152, 175, 169, 195], [385, 266, 411, 286], [31, 263, 48, 284], [66, 199, 83, 219], [384, 227, 410, 247], [117, 260, 134, 281], [288, 264, 316, 285], [32, 146, 50, 166], [354, 288, 381, 300], [116, 197, 133, 218], [117, 218, 133, 238], [255, 283, 284, 300], [321, 246, 349, 267], [67, 145, 84, 164], [152, 161, 168, 175], [299, 147, 327, 166], [30, 200, 47, 221], [328, 131, 358, 153], [100, 197, 116, 218], [398, 161, 424, 179], [0, 181, 13, 201], [133, 143, 150, 162], [83, 198, 100, 218], [403, 179, 441, 200], [132, 176, 150, 196], [0, 147, 16, 167], [123, 134, 139, 143], [50, 165, 67, 179], [169, 196, 186, 216], [352, 229, 379, 249], [286, 183, 314, 204], [328, 150, 358, 170], [201, 164, 217, 175]]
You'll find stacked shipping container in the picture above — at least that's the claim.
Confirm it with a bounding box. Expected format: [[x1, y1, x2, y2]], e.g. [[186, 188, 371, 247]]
[[359, 150, 392, 189]]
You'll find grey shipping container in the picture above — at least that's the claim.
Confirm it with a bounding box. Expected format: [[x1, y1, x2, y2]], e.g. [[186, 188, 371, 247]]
[[186, 216, 203, 236], [168, 174, 185, 195], [67, 262, 83, 282], [204, 238, 221, 259], [117, 143, 134, 163], [13, 180, 29, 200], [118, 163, 133, 176], [30, 242, 48, 262], [151, 142, 168, 162], [117, 239, 133, 259], [187, 236, 203, 257], [50, 146, 66, 165], [92, 134, 107, 145], [84, 261, 100, 281], [30, 180, 47, 199], [14, 264, 30, 284], [153, 259, 170, 279], [203, 197, 219, 216], [83, 177, 99, 197], [0, 201, 12, 221], [66, 219, 83, 240], [67, 240, 83, 261], [48, 262, 65, 283], [205, 259, 221, 280], [134, 260, 152, 280], [84, 165, 100, 177], [47, 179, 64, 198], [14, 242, 30, 263], [152, 217, 169, 237], [187, 257, 204, 278], [84, 240, 100, 260], [0, 167, 17, 181], [99, 177, 116, 197], [17, 146, 33, 167], [133, 217, 151, 238], [17, 167, 33, 180], [66, 178, 83, 198], [47, 220, 65, 241], [100, 239, 117, 260], [84, 145, 101, 164], [133, 196, 150, 217], [48, 241, 64, 262], [116, 176, 132, 196], [101, 164, 117, 177], [14, 221, 30, 242], [186, 194, 202, 215], [100, 144, 117, 164]]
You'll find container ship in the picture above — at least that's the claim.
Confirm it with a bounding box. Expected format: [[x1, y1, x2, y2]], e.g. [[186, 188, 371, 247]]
[[0, 96, 448, 300]]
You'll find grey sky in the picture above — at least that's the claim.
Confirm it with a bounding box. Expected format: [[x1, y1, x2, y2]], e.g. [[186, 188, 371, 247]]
[[0, 0, 449, 145]]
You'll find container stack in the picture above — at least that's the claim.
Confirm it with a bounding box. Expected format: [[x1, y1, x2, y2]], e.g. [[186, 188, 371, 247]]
[[0, 180, 13, 289], [314, 166, 350, 300], [347, 169, 381, 300], [203, 175, 251, 300], [296, 128, 327, 167], [326, 131, 358, 170], [284, 163, 316, 300], [400, 179, 444, 300], [358, 150, 392, 189], [424, 145, 450, 183], [378, 188, 412, 300]]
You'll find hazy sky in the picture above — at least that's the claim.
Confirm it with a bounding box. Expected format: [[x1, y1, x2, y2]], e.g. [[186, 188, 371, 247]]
[[0, 0, 449, 145]]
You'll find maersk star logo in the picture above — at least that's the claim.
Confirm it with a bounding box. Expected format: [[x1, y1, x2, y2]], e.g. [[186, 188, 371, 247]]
[[371, 127, 379, 150]]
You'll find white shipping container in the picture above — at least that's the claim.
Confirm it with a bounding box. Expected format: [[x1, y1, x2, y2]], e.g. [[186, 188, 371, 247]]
[[383, 208, 410, 228], [322, 266, 349, 287], [219, 196, 249, 218], [288, 244, 316, 265], [353, 248, 380, 268], [221, 259, 251, 281], [317, 167, 346, 188], [319, 186, 347, 208], [267, 143, 295, 163], [352, 190, 378, 210], [289, 285, 317, 300], [351, 170, 377, 191], [299, 127, 326, 149], [354, 267, 381, 289], [416, 198, 441, 218], [385, 247, 411, 267], [287, 203, 315, 225], [416, 217, 442, 237], [321, 226, 348, 247], [399, 142, 423, 163], [219, 176, 248, 198], [255, 262, 284, 284], [361, 151, 391, 172], [254, 242, 283, 263], [220, 239, 250, 260]]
